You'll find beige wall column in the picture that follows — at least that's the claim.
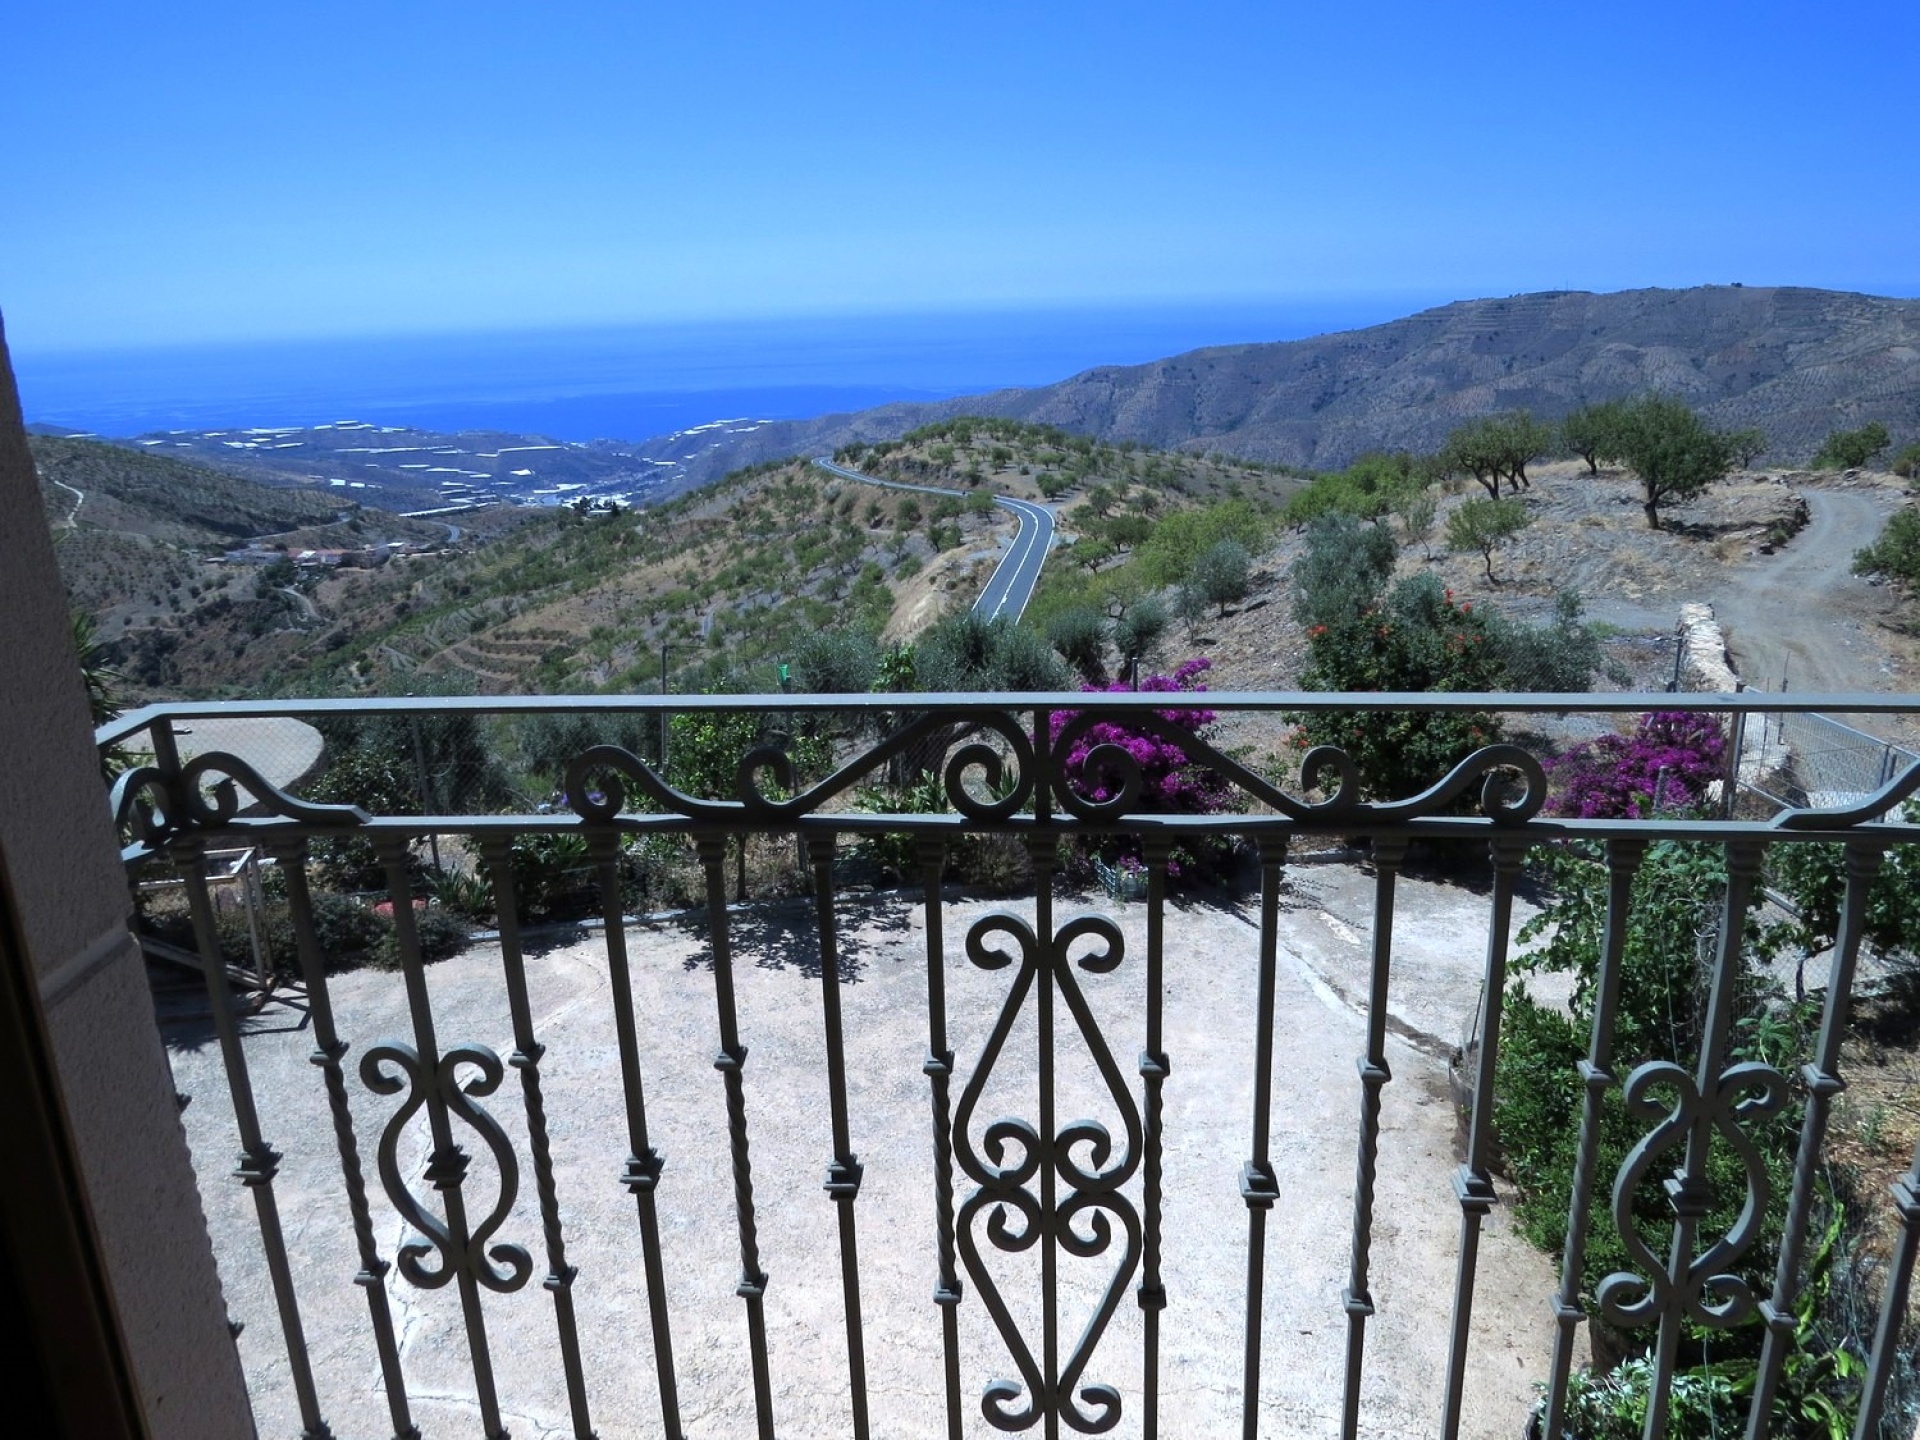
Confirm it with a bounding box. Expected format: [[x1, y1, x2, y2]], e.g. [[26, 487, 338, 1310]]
[[0, 314, 255, 1436]]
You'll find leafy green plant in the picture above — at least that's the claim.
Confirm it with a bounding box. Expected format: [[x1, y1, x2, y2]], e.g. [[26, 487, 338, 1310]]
[[1813, 421, 1891, 471]]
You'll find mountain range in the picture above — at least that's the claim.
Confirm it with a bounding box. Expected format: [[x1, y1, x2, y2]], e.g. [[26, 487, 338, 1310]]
[[620, 285, 1920, 486]]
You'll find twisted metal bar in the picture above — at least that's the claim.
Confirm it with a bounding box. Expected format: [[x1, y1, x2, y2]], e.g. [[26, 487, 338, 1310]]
[[698, 832, 776, 1440], [1439, 836, 1528, 1440], [483, 835, 597, 1439], [178, 837, 334, 1440], [808, 835, 871, 1440], [918, 836, 966, 1440], [577, 831, 684, 1439], [267, 838, 419, 1440], [1138, 837, 1171, 1440], [1539, 839, 1646, 1440], [1853, 1128, 1920, 1440], [1340, 836, 1405, 1440], [1240, 839, 1285, 1440]]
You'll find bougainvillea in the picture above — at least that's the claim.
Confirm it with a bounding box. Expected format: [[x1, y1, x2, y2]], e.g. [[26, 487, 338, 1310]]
[[1050, 657, 1234, 877], [1546, 710, 1726, 818], [1051, 657, 1231, 812]]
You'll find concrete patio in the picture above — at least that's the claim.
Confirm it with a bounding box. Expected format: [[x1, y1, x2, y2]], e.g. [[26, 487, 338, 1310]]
[[163, 857, 1562, 1439]]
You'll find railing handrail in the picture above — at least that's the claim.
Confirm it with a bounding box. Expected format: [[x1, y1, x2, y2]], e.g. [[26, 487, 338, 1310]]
[[94, 688, 1920, 750]]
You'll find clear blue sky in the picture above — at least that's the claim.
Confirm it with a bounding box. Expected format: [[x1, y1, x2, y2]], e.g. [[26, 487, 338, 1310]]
[[4, 0, 1916, 353]]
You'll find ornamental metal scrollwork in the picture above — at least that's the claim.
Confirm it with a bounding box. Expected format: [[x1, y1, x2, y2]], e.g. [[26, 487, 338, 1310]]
[[1771, 754, 1920, 830], [1047, 708, 1546, 828], [1596, 1059, 1791, 1329], [360, 1040, 533, 1294], [953, 912, 1141, 1434], [111, 749, 367, 846], [563, 708, 1036, 822]]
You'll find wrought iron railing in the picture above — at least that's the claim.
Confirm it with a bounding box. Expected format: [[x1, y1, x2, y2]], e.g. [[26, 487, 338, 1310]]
[[98, 692, 1920, 1440]]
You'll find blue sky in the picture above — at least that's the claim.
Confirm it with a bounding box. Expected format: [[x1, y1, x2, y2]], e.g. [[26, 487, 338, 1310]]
[[4, 0, 1917, 353]]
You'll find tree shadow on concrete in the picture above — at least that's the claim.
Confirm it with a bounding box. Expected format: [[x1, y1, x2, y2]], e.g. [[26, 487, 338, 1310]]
[[669, 891, 914, 982]]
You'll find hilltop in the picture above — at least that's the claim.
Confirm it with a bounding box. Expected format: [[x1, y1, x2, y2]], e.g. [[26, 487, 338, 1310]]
[[612, 286, 1920, 486]]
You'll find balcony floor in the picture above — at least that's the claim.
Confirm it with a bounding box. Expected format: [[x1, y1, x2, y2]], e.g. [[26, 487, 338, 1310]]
[[162, 862, 1565, 1439]]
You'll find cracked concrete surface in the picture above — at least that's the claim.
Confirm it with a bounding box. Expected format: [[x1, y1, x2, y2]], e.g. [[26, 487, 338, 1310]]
[[164, 856, 1566, 1439]]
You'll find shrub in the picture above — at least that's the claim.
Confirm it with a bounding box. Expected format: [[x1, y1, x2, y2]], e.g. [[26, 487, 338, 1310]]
[[370, 903, 471, 969], [1546, 710, 1726, 818], [1291, 512, 1396, 632], [1891, 442, 1920, 480], [1500, 840, 1857, 1440], [1812, 420, 1890, 471], [915, 612, 1069, 692], [1445, 495, 1532, 581], [793, 629, 880, 694], [1046, 605, 1110, 684], [1110, 596, 1169, 674], [1050, 658, 1235, 879], [1292, 574, 1506, 801], [1188, 538, 1252, 616], [1852, 508, 1920, 587]]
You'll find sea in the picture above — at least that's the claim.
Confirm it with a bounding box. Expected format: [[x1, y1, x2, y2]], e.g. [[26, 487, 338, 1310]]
[[14, 297, 1440, 444]]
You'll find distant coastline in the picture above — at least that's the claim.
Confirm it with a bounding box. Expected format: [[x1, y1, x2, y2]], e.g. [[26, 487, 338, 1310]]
[[13, 296, 1439, 443]]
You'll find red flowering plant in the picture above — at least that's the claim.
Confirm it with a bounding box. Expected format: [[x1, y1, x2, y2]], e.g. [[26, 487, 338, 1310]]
[[1049, 657, 1238, 881], [1290, 574, 1506, 803], [1545, 710, 1726, 818]]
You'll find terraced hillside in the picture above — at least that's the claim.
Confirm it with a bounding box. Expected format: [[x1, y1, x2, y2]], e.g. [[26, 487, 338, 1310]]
[[32, 435, 464, 658], [51, 419, 1300, 702]]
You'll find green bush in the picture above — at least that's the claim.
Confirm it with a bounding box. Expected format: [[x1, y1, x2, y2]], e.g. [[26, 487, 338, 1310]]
[[1813, 421, 1891, 471], [370, 903, 471, 969], [1852, 509, 1920, 587], [1498, 841, 1855, 1437], [1891, 442, 1920, 480]]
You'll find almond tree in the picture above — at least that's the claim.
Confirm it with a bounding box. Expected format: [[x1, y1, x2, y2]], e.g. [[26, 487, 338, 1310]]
[[1614, 396, 1737, 529]]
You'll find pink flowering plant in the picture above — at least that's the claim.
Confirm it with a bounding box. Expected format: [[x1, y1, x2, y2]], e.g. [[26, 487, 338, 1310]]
[[1546, 710, 1726, 819], [1049, 657, 1237, 879]]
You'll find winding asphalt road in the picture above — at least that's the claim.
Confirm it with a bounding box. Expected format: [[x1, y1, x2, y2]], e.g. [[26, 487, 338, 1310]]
[[813, 456, 1055, 621]]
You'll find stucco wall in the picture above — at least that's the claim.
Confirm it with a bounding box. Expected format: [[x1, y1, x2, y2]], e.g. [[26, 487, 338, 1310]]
[[0, 314, 254, 1437]]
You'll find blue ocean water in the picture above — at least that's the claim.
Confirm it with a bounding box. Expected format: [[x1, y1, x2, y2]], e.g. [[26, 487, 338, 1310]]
[[15, 297, 1440, 443]]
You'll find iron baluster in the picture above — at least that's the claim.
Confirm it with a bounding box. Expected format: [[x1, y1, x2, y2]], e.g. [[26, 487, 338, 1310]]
[[1239, 838, 1285, 1440], [371, 836, 526, 1440], [485, 834, 597, 1439], [808, 834, 872, 1440], [919, 835, 966, 1440], [1540, 838, 1646, 1440], [1341, 835, 1406, 1440], [1439, 836, 1528, 1440], [178, 835, 335, 1440], [952, 865, 1141, 1434], [698, 832, 777, 1440], [1853, 1127, 1920, 1440], [1745, 842, 1883, 1440], [268, 837, 419, 1440], [1138, 837, 1171, 1440], [581, 829, 685, 1440]]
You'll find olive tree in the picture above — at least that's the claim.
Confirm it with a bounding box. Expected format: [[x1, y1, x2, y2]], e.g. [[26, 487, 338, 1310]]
[[1614, 396, 1738, 529]]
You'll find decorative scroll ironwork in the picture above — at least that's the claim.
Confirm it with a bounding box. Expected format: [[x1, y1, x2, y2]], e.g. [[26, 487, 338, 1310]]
[[1596, 1059, 1791, 1330], [953, 911, 1142, 1434], [360, 1040, 533, 1295], [111, 748, 366, 846], [563, 708, 1036, 822]]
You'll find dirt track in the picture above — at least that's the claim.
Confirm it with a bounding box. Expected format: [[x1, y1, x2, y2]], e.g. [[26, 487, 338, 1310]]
[[1708, 484, 1907, 698]]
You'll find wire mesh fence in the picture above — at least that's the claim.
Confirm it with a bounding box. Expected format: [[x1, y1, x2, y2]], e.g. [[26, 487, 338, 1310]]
[[1740, 706, 1919, 810]]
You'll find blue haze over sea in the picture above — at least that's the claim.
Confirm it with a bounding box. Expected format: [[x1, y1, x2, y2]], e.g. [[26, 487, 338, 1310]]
[[15, 298, 1437, 444]]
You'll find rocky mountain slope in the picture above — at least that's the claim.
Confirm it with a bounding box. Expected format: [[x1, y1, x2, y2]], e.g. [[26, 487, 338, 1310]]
[[629, 286, 1920, 485]]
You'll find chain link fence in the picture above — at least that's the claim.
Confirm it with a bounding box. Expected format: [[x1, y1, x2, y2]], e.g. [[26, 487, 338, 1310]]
[[1740, 707, 1919, 810]]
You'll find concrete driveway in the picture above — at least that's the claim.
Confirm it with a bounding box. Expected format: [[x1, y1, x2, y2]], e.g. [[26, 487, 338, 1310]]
[[165, 855, 1560, 1439]]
